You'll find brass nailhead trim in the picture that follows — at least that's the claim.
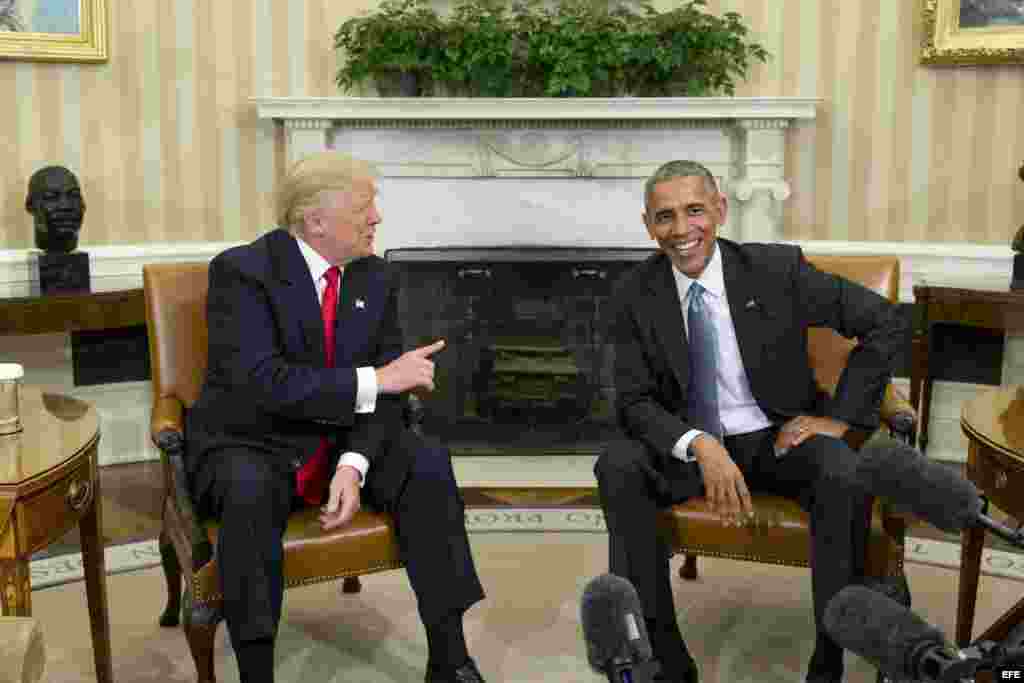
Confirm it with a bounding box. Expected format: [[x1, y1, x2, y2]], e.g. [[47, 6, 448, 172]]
[[189, 559, 406, 607]]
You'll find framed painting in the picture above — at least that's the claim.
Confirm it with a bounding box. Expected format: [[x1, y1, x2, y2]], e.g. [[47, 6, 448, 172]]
[[922, 0, 1024, 64], [0, 0, 108, 62]]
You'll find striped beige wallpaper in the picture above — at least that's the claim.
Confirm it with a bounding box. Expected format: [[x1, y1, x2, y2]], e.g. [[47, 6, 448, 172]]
[[1, 0, 1023, 248]]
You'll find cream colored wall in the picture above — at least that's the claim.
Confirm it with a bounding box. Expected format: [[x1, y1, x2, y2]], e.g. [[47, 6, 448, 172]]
[[0, 0, 1022, 248]]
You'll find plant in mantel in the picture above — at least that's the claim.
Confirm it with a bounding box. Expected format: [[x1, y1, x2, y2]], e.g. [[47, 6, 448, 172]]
[[631, 0, 770, 96], [333, 0, 769, 97], [333, 0, 443, 96], [436, 0, 519, 97]]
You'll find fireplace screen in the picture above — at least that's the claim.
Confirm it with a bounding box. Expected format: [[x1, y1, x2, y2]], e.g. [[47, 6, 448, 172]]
[[387, 247, 652, 457]]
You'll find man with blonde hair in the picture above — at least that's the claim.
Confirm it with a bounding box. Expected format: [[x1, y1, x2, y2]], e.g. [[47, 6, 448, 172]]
[[186, 151, 487, 683]]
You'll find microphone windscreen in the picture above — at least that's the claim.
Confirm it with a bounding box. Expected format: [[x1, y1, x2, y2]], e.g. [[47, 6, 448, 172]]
[[855, 436, 982, 533], [580, 573, 653, 673], [824, 585, 948, 681]]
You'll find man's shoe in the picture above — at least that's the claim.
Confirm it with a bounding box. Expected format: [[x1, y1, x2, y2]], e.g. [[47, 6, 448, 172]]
[[653, 657, 699, 683], [424, 658, 486, 683]]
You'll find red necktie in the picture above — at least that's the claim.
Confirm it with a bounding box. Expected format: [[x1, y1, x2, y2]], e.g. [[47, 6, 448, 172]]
[[296, 266, 340, 506]]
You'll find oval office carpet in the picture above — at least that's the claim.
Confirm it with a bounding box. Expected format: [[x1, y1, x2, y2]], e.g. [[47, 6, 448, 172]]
[[28, 531, 1024, 683]]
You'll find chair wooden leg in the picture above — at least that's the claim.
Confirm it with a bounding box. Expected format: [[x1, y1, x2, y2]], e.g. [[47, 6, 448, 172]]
[[679, 554, 698, 580], [342, 576, 362, 593], [158, 529, 182, 627], [184, 621, 220, 683]]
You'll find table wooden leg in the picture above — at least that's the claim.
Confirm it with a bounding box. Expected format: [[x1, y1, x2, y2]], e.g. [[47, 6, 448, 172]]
[[956, 522, 986, 646], [80, 474, 113, 683], [0, 557, 31, 616], [917, 324, 934, 453], [910, 334, 923, 414]]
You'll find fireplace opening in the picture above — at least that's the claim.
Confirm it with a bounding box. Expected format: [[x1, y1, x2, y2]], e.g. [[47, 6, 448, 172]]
[[388, 246, 653, 457]]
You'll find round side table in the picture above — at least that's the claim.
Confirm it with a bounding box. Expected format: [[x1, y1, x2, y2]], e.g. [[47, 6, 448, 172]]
[[957, 384, 1024, 647], [0, 386, 111, 682]]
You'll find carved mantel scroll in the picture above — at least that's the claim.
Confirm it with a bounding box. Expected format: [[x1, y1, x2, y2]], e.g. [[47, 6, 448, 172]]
[[254, 97, 819, 242]]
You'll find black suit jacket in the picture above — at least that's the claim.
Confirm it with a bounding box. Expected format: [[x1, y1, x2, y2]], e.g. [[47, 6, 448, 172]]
[[607, 238, 905, 463], [185, 228, 406, 500]]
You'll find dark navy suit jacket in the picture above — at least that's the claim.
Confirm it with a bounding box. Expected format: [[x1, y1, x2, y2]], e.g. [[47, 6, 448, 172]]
[[185, 228, 407, 502], [607, 238, 906, 466]]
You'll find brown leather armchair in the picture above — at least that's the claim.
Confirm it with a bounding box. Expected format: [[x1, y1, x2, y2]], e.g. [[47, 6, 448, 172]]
[[660, 255, 917, 605], [144, 262, 415, 683]]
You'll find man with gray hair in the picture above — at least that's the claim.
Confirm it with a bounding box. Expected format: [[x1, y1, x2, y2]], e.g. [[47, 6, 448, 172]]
[[185, 151, 487, 683], [596, 160, 905, 682]]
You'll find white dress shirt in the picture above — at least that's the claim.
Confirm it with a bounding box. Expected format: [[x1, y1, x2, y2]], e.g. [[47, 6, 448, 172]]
[[295, 236, 377, 485], [670, 243, 773, 462]]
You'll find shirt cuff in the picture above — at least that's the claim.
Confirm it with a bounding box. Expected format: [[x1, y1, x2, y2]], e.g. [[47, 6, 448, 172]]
[[336, 452, 369, 488], [355, 366, 378, 414], [672, 429, 706, 463]]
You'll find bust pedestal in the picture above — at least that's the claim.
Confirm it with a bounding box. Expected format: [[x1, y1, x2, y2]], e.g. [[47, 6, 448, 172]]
[[36, 251, 90, 294]]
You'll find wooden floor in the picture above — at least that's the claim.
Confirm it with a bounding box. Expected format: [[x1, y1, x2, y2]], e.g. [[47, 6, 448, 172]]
[[36, 459, 1023, 561]]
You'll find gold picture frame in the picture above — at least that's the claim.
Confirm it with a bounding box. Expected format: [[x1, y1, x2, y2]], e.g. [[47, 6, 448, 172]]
[[0, 0, 108, 63], [922, 0, 1024, 65]]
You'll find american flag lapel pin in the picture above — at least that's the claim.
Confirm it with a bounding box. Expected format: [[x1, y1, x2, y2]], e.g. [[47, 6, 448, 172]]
[[355, 298, 366, 310]]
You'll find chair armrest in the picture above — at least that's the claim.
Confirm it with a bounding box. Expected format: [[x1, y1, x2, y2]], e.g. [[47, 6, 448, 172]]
[[150, 396, 214, 569], [151, 395, 184, 446], [880, 384, 916, 443]]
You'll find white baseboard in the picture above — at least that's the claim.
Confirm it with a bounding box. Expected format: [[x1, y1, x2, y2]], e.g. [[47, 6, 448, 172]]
[[890, 377, 985, 464]]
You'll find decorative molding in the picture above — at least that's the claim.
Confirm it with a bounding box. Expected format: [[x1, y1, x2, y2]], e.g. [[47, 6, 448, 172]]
[[252, 96, 821, 124], [283, 118, 333, 130], [732, 179, 792, 203], [735, 118, 791, 130], [256, 96, 819, 243]]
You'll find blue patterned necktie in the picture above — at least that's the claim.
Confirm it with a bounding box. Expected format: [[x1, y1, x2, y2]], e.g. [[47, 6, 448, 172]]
[[686, 282, 722, 439]]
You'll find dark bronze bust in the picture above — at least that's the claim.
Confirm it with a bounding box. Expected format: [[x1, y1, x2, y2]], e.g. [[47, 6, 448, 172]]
[[25, 165, 86, 254], [1016, 162, 1024, 253], [1014, 163, 1024, 290]]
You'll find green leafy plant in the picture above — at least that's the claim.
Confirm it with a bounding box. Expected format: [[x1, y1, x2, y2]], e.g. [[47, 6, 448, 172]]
[[516, 0, 637, 97], [438, 0, 518, 97], [333, 0, 769, 98], [632, 0, 770, 96], [333, 0, 443, 95]]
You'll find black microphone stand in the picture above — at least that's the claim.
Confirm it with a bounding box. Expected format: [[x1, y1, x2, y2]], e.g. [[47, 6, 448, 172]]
[[873, 497, 1024, 683], [974, 496, 1024, 549], [927, 496, 1024, 682]]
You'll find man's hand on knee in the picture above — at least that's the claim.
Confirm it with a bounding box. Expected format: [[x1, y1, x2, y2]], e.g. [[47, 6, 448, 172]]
[[774, 415, 850, 455], [691, 434, 754, 525], [320, 465, 362, 531]]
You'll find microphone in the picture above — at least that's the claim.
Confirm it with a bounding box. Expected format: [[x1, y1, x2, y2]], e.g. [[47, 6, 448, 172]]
[[854, 436, 1024, 546], [580, 574, 655, 683], [823, 585, 976, 682]]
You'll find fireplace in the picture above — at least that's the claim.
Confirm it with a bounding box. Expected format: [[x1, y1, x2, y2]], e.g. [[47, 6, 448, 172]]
[[388, 246, 652, 457]]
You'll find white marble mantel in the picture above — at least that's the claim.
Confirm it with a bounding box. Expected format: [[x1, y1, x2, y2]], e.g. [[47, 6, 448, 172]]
[[252, 96, 819, 244]]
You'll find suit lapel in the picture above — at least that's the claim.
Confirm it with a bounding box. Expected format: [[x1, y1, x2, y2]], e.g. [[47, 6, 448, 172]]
[[646, 254, 690, 392], [268, 229, 325, 360], [334, 258, 374, 361], [720, 242, 766, 375]]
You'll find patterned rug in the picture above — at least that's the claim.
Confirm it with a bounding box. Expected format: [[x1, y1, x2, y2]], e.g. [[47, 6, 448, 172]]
[[29, 532, 1024, 683], [30, 506, 1024, 589]]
